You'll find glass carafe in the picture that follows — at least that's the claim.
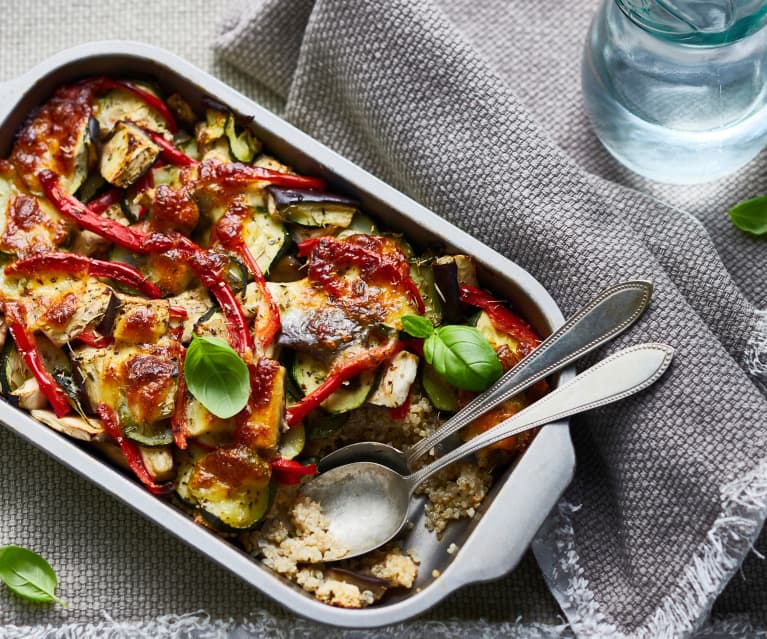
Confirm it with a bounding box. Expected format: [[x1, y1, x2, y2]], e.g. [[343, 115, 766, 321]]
[[582, 0, 767, 184]]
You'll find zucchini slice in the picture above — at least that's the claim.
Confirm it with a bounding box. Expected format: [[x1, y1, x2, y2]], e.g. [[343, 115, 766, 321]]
[[266, 187, 358, 228], [421, 363, 458, 412], [120, 415, 174, 447], [345, 212, 379, 236], [241, 209, 290, 276], [223, 254, 249, 295], [76, 172, 108, 204], [409, 260, 443, 326], [278, 423, 305, 460], [224, 114, 260, 163], [0, 339, 30, 404], [152, 165, 184, 189], [176, 445, 272, 532], [305, 410, 349, 440], [95, 86, 169, 136], [197, 109, 227, 145], [291, 352, 377, 414]]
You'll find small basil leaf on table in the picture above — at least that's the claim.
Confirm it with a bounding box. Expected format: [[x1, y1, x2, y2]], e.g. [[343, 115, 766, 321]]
[[401, 314, 434, 339], [728, 196, 767, 235], [184, 335, 250, 419], [424, 325, 503, 392], [0, 545, 65, 605]]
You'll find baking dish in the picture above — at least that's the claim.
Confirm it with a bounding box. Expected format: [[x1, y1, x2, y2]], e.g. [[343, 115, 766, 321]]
[[0, 41, 575, 627]]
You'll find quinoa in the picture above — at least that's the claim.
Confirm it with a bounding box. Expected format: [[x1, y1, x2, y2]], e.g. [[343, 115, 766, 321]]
[[306, 392, 440, 461], [253, 486, 419, 608], [416, 461, 492, 536], [245, 389, 497, 607]]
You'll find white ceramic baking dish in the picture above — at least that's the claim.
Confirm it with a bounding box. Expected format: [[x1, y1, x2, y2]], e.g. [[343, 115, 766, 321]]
[[0, 41, 575, 628]]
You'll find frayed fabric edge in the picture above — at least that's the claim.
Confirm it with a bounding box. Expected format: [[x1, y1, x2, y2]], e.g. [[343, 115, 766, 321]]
[[532, 308, 767, 639], [743, 309, 767, 388], [534, 452, 767, 638], [1, 610, 571, 639], [534, 479, 767, 639]]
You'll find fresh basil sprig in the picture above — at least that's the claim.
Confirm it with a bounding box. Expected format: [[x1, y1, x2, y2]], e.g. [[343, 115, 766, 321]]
[[0, 545, 65, 605], [184, 335, 250, 419], [402, 315, 503, 391], [728, 196, 767, 235]]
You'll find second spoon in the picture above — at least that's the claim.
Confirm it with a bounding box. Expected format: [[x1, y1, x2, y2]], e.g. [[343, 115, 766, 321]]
[[318, 279, 653, 475]]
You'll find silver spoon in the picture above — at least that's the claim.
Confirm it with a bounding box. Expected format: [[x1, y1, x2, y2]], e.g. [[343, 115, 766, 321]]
[[302, 342, 673, 560], [319, 280, 653, 475]]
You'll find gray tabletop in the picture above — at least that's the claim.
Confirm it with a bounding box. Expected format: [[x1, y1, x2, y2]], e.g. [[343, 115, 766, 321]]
[[1, 1, 766, 638]]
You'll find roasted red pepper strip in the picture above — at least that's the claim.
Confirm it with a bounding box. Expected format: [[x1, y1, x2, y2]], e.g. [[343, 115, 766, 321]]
[[199, 161, 326, 190], [297, 236, 425, 314], [87, 188, 123, 215], [459, 285, 541, 356], [146, 232, 254, 358], [75, 328, 114, 349], [140, 127, 198, 167], [286, 340, 405, 427], [171, 356, 188, 450], [41, 173, 251, 358], [93, 78, 178, 133], [213, 209, 281, 349], [41, 173, 251, 356], [40, 171, 163, 254], [6, 252, 162, 299], [270, 458, 317, 485], [235, 243, 281, 348], [169, 305, 188, 320], [4, 304, 71, 418], [96, 403, 175, 495]]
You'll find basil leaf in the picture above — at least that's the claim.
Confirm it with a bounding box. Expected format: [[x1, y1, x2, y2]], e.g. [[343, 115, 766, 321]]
[[728, 196, 767, 235], [184, 335, 250, 419], [0, 545, 65, 605], [401, 315, 434, 339], [424, 325, 503, 391]]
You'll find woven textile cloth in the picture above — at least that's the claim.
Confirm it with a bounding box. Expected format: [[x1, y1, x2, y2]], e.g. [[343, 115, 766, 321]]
[[214, 0, 767, 637], [2, 0, 767, 637]]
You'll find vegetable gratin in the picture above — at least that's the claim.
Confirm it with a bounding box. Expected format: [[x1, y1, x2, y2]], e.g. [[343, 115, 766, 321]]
[[0, 77, 546, 608]]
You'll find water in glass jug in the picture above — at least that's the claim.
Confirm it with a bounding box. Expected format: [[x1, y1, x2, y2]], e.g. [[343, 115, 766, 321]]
[[582, 0, 767, 184]]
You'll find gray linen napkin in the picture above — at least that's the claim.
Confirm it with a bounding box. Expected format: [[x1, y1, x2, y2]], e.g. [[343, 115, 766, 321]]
[[213, 0, 767, 637]]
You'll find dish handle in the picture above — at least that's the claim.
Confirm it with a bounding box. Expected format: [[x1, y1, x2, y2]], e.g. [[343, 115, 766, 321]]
[[443, 422, 575, 589]]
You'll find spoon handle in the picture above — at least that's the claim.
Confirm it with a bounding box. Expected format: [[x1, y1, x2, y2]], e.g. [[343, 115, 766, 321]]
[[406, 342, 674, 490], [405, 280, 653, 467]]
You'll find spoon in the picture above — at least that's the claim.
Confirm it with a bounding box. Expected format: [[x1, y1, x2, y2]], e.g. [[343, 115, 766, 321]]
[[302, 342, 673, 560], [319, 280, 653, 475]]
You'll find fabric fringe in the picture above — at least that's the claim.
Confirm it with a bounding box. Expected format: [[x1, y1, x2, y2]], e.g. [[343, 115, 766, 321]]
[[0, 610, 571, 639], [532, 311, 767, 639], [744, 310, 767, 386], [694, 616, 767, 639], [536, 456, 767, 639]]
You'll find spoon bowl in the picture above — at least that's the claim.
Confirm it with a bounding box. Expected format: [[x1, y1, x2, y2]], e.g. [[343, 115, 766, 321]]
[[302, 461, 412, 556]]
